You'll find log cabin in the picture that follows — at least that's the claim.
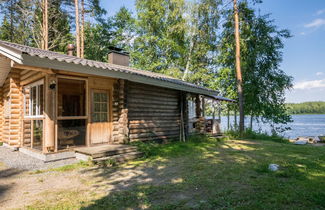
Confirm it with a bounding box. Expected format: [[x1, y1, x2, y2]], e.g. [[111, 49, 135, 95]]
[[0, 40, 233, 161]]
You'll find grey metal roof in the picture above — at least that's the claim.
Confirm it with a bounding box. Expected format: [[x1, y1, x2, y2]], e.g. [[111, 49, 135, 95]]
[[0, 40, 220, 95]]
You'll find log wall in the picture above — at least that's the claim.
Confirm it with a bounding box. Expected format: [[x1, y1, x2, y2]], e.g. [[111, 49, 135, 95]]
[[0, 69, 24, 147], [127, 82, 181, 142], [112, 79, 129, 143]]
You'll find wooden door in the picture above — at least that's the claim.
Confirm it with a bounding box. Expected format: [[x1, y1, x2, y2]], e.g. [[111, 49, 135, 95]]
[[90, 89, 110, 144]]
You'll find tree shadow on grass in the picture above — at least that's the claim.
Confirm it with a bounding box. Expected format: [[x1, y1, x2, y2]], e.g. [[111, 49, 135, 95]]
[[77, 139, 325, 209], [0, 167, 25, 205]]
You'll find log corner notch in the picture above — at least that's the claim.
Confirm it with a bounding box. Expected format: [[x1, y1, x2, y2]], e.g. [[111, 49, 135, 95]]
[[195, 95, 206, 134], [112, 79, 129, 144]]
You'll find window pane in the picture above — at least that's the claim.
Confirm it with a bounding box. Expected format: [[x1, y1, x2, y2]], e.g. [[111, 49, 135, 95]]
[[33, 120, 43, 151], [94, 103, 101, 112], [101, 93, 107, 102], [94, 92, 100, 102], [92, 113, 100, 122], [101, 103, 107, 112], [58, 79, 86, 116], [32, 86, 37, 115], [39, 84, 44, 115], [101, 113, 108, 122]]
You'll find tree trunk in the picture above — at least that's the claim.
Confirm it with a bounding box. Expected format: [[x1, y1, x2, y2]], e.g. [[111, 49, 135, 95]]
[[74, 0, 80, 57], [42, 0, 48, 50], [233, 0, 245, 135], [80, 0, 85, 58], [227, 106, 230, 130], [234, 108, 237, 130], [250, 114, 253, 130], [9, 0, 14, 42]]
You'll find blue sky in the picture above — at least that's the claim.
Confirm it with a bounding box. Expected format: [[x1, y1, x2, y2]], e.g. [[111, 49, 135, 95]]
[[101, 0, 325, 103]]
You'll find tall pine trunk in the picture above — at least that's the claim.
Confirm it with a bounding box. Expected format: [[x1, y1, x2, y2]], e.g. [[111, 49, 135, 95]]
[[233, 0, 245, 135], [42, 0, 48, 50], [75, 0, 80, 57], [80, 0, 85, 58]]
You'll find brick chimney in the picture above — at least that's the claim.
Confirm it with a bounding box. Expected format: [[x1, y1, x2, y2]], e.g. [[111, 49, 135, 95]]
[[108, 47, 129, 66], [67, 44, 75, 56]]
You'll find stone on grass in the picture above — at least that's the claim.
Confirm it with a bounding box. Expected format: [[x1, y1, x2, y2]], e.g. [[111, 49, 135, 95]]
[[268, 164, 279, 171]]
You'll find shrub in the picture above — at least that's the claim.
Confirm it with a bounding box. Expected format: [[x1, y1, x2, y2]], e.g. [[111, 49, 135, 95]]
[[226, 128, 289, 143]]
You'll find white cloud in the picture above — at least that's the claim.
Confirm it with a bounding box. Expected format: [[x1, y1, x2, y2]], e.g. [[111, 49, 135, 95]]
[[304, 18, 325, 28], [316, 9, 325, 15], [316, 72, 324, 76], [294, 79, 325, 90]]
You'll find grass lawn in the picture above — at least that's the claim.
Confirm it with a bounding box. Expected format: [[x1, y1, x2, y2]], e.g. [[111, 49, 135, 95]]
[[26, 136, 325, 210]]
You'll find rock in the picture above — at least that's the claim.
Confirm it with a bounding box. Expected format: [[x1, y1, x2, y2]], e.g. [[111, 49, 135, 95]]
[[294, 140, 308, 145], [269, 164, 279, 171]]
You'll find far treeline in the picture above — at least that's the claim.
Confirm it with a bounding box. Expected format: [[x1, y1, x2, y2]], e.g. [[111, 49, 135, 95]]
[[286, 102, 325, 115], [0, 0, 293, 130]]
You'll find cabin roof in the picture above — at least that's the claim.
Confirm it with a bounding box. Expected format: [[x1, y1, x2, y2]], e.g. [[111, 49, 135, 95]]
[[0, 40, 224, 97]]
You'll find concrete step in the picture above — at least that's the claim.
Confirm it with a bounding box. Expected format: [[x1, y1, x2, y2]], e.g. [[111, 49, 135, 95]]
[[93, 151, 144, 164]]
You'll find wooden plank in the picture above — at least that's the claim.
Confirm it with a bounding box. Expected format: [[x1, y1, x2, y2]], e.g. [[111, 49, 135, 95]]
[[129, 127, 180, 134], [129, 130, 179, 139], [12, 64, 55, 74]]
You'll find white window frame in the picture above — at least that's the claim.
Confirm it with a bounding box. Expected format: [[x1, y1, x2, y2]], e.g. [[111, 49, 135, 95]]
[[23, 79, 44, 119]]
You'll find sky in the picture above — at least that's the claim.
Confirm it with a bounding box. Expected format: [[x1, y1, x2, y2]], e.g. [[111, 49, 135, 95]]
[[100, 0, 325, 103]]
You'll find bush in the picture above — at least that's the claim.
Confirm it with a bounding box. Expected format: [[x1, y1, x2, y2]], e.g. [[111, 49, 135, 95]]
[[226, 128, 289, 143], [131, 134, 226, 158]]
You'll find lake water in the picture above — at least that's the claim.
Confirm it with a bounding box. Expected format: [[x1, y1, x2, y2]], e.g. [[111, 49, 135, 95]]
[[216, 114, 325, 139]]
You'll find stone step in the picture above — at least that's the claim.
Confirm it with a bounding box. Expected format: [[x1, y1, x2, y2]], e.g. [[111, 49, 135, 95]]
[[93, 151, 144, 164], [91, 147, 139, 159]]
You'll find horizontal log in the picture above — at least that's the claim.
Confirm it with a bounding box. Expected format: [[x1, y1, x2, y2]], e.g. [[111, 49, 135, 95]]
[[129, 112, 180, 117], [129, 127, 180, 134], [129, 82, 178, 94], [129, 130, 179, 139], [129, 122, 180, 129], [129, 108, 179, 113], [128, 96, 178, 104], [130, 134, 179, 142], [128, 103, 178, 110], [129, 116, 180, 121], [128, 88, 178, 99]]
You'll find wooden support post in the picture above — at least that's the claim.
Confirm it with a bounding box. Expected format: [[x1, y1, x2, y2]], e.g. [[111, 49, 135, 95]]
[[234, 109, 237, 130], [44, 75, 56, 153], [202, 97, 205, 117], [227, 106, 230, 131]]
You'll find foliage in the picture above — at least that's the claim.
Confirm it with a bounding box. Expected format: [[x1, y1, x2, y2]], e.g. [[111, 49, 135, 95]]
[[0, 0, 73, 51], [132, 0, 221, 87], [225, 128, 289, 143], [286, 101, 325, 115], [83, 19, 115, 62], [217, 1, 293, 126], [131, 134, 224, 158]]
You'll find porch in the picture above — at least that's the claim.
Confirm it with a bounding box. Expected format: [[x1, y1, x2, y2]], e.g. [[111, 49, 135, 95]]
[[75, 144, 143, 163]]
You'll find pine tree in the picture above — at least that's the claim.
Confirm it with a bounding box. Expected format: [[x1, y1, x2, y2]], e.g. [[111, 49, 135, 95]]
[[217, 1, 293, 129]]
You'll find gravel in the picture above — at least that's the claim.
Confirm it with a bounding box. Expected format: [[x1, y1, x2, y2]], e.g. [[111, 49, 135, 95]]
[[0, 146, 79, 171]]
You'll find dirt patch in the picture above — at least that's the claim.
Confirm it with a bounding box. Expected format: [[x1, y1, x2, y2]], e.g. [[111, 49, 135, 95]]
[[0, 158, 184, 209]]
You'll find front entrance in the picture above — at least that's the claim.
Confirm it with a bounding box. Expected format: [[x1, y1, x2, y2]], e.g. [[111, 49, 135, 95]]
[[90, 89, 110, 144]]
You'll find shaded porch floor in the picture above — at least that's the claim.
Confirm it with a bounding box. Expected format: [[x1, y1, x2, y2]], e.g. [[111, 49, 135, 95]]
[[74, 144, 143, 162]]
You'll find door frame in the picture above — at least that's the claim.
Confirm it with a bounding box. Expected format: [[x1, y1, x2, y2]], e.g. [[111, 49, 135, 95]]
[[89, 88, 112, 145]]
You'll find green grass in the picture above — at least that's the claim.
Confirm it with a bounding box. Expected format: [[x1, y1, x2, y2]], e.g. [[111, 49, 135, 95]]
[[31, 160, 93, 174], [26, 136, 325, 209]]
